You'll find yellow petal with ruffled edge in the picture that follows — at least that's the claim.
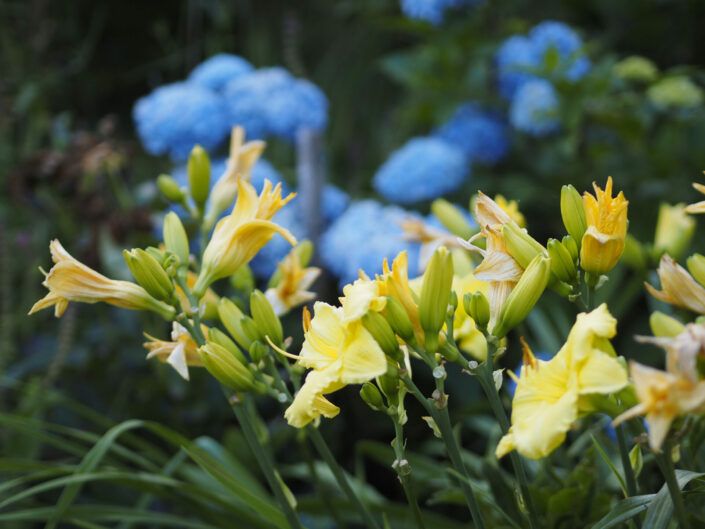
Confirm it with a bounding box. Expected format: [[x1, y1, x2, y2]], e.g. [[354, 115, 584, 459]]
[[284, 367, 344, 428], [298, 302, 344, 370], [340, 278, 386, 323], [338, 321, 387, 385]]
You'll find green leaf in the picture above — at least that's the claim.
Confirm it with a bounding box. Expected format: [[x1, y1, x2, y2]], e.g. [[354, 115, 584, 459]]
[[590, 494, 655, 529], [643, 470, 705, 529], [591, 435, 627, 497]]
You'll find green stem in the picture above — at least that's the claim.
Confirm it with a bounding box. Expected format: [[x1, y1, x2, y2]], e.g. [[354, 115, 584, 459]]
[[401, 374, 486, 529], [616, 425, 638, 497], [656, 443, 690, 529], [392, 418, 427, 529]]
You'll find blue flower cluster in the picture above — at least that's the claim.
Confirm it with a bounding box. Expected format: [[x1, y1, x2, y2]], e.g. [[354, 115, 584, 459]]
[[399, 0, 482, 25], [133, 54, 328, 160], [509, 79, 561, 137], [373, 137, 469, 205]]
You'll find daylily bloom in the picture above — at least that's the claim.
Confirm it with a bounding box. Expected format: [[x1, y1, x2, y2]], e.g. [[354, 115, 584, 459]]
[[645, 254, 705, 314], [193, 179, 296, 297], [399, 216, 463, 272], [580, 177, 629, 275], [452, 273, 489, 360], [376, 251, 424, 344], [144, 322, 205, 380], [494, 194, 526, 228], [265, 251, 321, 316], [685, 181, 705, 214], [339, 276, 386, 323], [29, 240, 175, 320], [496, 304, 628, 459], [284, 302, 387, 428]]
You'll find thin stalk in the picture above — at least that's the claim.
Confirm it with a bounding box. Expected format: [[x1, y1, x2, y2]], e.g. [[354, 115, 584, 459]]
[[616, 425, 638, 497], [656, 444, 690, 529], [392, 418, 427, 529], [401, 374, 485, 529], [306, 424, 382, 529]]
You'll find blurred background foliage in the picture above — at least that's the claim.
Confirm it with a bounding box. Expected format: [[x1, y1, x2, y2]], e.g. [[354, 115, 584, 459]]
[[3, 0, 705, 526]]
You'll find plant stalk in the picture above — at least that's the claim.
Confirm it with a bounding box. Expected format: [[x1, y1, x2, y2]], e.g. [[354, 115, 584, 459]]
[[656, 443, 690, 529], [392, 418, 427, 529]]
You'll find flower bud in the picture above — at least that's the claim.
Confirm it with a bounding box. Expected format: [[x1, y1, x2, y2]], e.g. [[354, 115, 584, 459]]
[[654, 203, 695, 260], [249, 341, 268, 363], [383, 296, 415, 343], [230, 264, 255, 294], [187, 145, 211, 209], [145, 246, 166, 265], [198, 342, 264, 394], [547, 238, 577, 283], [448, 290, 458, 311], [464, 292, 490, 330], [492, 254, 551, 339], [208, 327, 248, 365], [621, 234, 647, 270], [687, 254, 705, 289], [561, 235, 579, 263], [362, 311, 401, 360], [250, 290, 284, 345], [649, 311, 685, 338], [217, 298, 252, 350], [163, 212, 189, 271], [360, 382, 386, 412], [240, 316, 263, 344], [561, 184, 587, 246], [157, 174, 187, 204], [430, 199, 475, 239], [123, 248, 174, 303], [439, 339, 459, 362], [419, 247, 454, 353], [502, 223, 545, 269]]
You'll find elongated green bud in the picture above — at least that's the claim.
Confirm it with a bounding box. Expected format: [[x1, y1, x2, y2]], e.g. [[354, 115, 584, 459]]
[[360, 382, 386, 412], [123, 248, 174, 302], [492, 254, 551, 339], [649, 311, 685, 338], [240, 316, 263, 344], [362, 311, 401, 360], [439, 339, 459, 362], [187, 145, 210, 209], [250, 290, 283, 345], [157, 174, 187, 204], [561, 184, 587, 245], [502, 223, 545, 268], [654, 203, 695, 261], [464, 292, 490, 330], [198, 342, 264, 394], [547, 238, 577, 283], [383, 296, 415, 343], [249, 341, 268, 363], [431, 199, 475, 239], [561, 235, 579, 262], [377, 369, 400, 405], [230, 264, 255, 294], [163, 212, 189, 270], [419, 247, 453, 353], [217, 298, 252, 350], [208, 327, 248, 365], [145, 246, 166, 265], [268, 240, 314, 289], [687, 254, 705, 289]]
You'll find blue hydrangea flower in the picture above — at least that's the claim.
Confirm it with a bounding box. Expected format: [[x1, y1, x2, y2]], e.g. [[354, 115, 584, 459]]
[[373, 137, 469, 205], [223, 67, 328, 141], [529, 21, 591, 82], [133, 82, 230, 161], [321, 185, 350, 222], [400, 0, 482, 25], [509, 79, 560, 137], [433, 103, 510, 165], [495, 36, 541, 99], [187, 53, 254, 91]]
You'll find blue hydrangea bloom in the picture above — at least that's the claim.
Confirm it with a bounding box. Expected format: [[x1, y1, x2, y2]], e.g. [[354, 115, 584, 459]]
[[133, 82, 230, 161], [495, 36, 541, 99], [223, 67, 328, 141], [509, 79, 560, 137], [529, 21, 591, 81], [321, 185, 350, 222], [400, 0, 482, 25], [433, 103, 511, 165], [187, 53, 254, 91], [373, 137, 469, 205]]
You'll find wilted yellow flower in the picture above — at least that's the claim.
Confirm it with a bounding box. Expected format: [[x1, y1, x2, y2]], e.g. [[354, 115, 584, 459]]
[[645, 254, 705, 314], [194, 179, 296, 297], [29, 240, 175, 320], [376, 251, 423, 344], [580, 177, 628, 275], [284, 302, 387, 427], [399, 216, 463, 272], [685, 181, 705, 214], [265, 251, 321, 317], [494, 194, 526, 228], [496, 304, 628, 459], [452, 273, 489, 360], [144, 322, 205, 380]]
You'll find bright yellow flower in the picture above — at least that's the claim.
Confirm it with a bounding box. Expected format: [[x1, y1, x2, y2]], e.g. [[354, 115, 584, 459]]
[[284, 302, 387, 428], [29, 240, 175, 320], [497, 304, 628, 459], [452, 273, 489, 360], [646, 254, 705, 314], [580, 177, 628, 275], [265, 251, 321, 316], [494, 194, 526, 228], [376, 251, 424, 344], [194, 179, 296, 296], [143, 322, 205, 380], [685, 181, 705, 214], [339, 276, 386, 323]]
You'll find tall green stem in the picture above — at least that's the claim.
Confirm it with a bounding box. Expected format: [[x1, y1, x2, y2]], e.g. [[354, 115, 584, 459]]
[[616, 425, 638, 497], [656, 443, 690, 529], [392, 418, 427, 529]]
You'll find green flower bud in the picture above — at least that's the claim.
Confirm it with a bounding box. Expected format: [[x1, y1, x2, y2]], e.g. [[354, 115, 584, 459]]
[[217, 298, 252, 350], [360, 382, 386, 412], [362, 311, 401, 360], [187, 145, 211, 209], [163, 212, 189, 271], [250, 290, 283, 345], [547, 238, 577, 283], [240, 316, 263, 344], [492, 254, 551, 339], [448, 290, 458, 311], [439, 339, 459, 362], [464, 292, 490, 330], [230, 264, 255, 294], [430, 198, 475, 239], [614, 56, 658, 83], [688, 254, 705, 289], [419, 247, 454, 353], [561, 185, 587, 246], [654, 203, 695, 260], [145, 246, 166, 265], [249, 341, 268, 363], [198, 342, 264, 394], [208, 327, 248, 365], [561, 235, 579, 263], [621, 234, 647, 270], [123, 248, 174, 302], [649, 311, 685, 338], [502, 223, 545, 268], [648, 76, 704, 109], [157, 174, 187, 204], [268, 240, 314, 289], [383, 296, 415, 343]]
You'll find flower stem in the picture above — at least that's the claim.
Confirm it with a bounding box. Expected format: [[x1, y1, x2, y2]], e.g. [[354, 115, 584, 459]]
[[616, 424, 638, 497], [391, 418, 427, 529], [656, 443, 690, 529]]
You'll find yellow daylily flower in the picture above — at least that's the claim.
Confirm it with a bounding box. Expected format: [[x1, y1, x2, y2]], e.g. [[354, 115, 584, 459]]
[[265, 251, 321, 317], [339, 276, 386, 323], [29, 240, 175, 320], [494, 194, 526, 228], [645, 254, 705, 314], [143, 322, 205, 380], [194, 179, 297, 296], [685, 181, 705, 214], [580, 177, 629, 275], [497, 304, 628, 459], [452, 273, 489, 360], [376, 251, 424, 344], [284, 302, 387, 428]]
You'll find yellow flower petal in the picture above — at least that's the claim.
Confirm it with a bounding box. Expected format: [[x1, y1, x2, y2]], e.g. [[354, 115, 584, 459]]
[[284, 368, 344, 428]]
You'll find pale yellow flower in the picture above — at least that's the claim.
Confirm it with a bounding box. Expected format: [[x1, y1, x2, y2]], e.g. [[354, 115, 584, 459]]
[[339, 276, 386, 323], [399, 216, 463, 272], [452, 273, 489, 360], [143, 322, 205, 380], [29, 240, 175, 320], [376, 251, 424, 344], [494, 194, 526, 228], [685, 181, 705, 214], [265, 251, 321, 316], [645, 254, 705, 314]]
